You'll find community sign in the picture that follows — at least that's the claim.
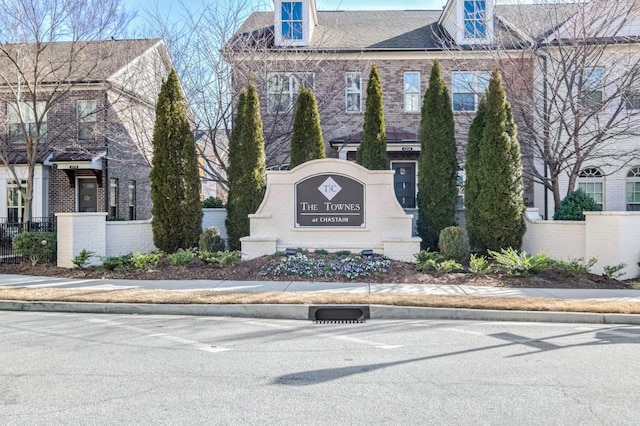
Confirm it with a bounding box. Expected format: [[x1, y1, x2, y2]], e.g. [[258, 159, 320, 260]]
[[295, 174, 364, 227]]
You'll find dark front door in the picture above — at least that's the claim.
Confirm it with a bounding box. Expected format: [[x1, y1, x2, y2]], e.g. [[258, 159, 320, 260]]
[[393, 162, 416, 208], [78, 177, 98, 212]]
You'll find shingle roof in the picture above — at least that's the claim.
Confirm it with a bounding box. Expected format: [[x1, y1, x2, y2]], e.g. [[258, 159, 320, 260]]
[[0, 38, 162, 84], [232, 5, 580, 51]]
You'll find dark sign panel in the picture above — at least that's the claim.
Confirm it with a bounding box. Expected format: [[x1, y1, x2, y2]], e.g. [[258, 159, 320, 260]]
[[295, 174, 365, 227]]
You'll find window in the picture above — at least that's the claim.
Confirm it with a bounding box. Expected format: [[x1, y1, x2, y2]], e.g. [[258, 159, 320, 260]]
[[7, 181, 26, 223], [626, 166, 640, 211], [281, 2, 303, 40], [109, 178, 119, 218], [345, 72, 362, 113], [578, 167, 604, 209], [266, 73, 313, 114], [77, 100, 97, 140], [128, 181, 136, 220], [457, 168, 466, 210], [7, 102, 46, 143], [625, 89, 640, 110], [580, 67, 603, 108], [404, 72, 421, 113], [464, 0, 487, 39], [452, 71, 490, 112]]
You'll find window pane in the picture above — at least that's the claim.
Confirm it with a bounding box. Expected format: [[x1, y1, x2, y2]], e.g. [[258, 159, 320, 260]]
[[77, 100, 97, 122], [453, 93, 475, 111], [282, 3, 292, 20], [346, 93, 360, 112], [452, 73, 474, 93], [346, 73, 361, 92], [292, 2, 302, 20], [405, 93, 420, 112], [477, 72, 491, 93], [404, 72, 419, 93], [626, 93, 640, 109]]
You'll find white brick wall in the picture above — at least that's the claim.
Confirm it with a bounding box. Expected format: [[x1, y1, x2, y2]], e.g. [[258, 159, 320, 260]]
[[523, 210, 640, 278], [106, 220, 156, 257], [56, 213, 107, 268], [202, 209, 228, 240]]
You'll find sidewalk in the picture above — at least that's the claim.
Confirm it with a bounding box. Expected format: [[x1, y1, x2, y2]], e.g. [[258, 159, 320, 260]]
[[2, 274, 640, 324]]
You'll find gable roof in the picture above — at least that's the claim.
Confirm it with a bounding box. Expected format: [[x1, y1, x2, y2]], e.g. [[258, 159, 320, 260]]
[[0, 38, 163, 85], [231, 4, 583, 52]]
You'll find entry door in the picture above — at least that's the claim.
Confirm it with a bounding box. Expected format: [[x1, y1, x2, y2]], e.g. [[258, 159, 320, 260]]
[[392, 162, 416, 208], [78, 178, 98, 212]]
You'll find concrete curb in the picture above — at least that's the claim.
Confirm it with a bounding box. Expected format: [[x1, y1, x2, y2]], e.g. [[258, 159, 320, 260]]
[[2, 300, 640, 324]]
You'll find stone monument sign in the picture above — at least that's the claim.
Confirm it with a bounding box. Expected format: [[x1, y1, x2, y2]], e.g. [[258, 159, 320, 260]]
[[241, 159, 420, 262]]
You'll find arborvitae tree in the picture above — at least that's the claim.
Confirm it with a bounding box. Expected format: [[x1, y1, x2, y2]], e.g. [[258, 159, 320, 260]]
[[150, 68, 203, 253], [474, 70, 526, 251], [290, 84, 325, 168], [225, 90, 247, 251], [226, 80, 266, 251], [464, 95, 487, 250], [417, 61, 458, 250], [356, 64, 389, 170]]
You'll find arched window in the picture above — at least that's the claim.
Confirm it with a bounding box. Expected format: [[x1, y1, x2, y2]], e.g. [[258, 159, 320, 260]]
[[578, 167, 604, 209], [626, 166, 640, 211]]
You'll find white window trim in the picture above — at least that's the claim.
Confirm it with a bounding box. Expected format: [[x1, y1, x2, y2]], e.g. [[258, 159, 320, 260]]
[[459, 0, 493, 45], [7, 101, 47, 142], [580, 67, 604, 108], [578, 167, 605, 209], [6, 180, 26, 223], [266, 72, 313, 114], [626, 166, 640, 211], [77, 99, 97, 141], [404, 72, 421, 113], [345, 72, 362, 114], [451, 71, 490, 112], [274, 0, 309, 46]]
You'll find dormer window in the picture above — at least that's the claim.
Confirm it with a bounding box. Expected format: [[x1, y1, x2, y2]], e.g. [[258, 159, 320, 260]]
[[282, 2, 303, 40], [274, 0, 317, 47], [438, 0, 493, 45], [464, 0, 487, 39]]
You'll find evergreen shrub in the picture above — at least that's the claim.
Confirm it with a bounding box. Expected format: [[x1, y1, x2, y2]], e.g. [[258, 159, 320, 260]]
[[199, 226, 226, 252], [438, 226, 470, 262], [553, 189, 601, 220], [203, 197, 224, 208], [12, 231, 56, 265]]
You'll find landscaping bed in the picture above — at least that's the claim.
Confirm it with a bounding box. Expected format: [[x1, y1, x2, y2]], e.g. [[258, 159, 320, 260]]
[[0, 250, 634, 289]]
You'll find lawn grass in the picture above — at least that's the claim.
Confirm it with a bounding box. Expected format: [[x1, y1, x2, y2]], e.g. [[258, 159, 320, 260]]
[[1, 287, 640, 314]]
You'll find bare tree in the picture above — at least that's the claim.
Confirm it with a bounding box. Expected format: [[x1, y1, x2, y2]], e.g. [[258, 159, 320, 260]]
[[0, 0, 133, 223], [458, 0, 640, 213], [143, 0, 368, 192]]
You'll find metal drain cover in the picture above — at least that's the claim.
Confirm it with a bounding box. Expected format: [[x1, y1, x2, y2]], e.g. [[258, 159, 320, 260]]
[[309, 305, 370, 323]]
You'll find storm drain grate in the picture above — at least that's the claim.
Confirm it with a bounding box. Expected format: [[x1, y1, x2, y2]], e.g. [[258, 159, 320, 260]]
[[309, 305, 370, 324]]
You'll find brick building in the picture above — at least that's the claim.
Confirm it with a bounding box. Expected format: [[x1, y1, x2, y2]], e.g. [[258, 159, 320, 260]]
[[0, 38, 172, 224], [227, 0, 640, 219]]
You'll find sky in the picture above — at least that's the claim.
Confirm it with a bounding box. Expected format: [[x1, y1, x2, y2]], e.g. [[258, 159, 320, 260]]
[[129, 0, 449, 17]]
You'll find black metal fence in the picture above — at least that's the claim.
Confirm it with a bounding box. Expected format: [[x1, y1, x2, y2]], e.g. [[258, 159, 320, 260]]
[[0, 217, 56, 264]]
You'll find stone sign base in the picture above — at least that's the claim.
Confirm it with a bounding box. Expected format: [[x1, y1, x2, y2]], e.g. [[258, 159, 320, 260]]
[[241, 159, 421, 262]]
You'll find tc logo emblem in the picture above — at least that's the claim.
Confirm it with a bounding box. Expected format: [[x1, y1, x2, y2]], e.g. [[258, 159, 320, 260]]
[[318, 177, 342, 201]]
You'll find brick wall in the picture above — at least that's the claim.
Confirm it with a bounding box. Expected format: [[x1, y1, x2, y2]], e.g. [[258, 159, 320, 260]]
[[233, 55, 536, 204], [40, 90, 154, 219], [522, 209, 640, 279]]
